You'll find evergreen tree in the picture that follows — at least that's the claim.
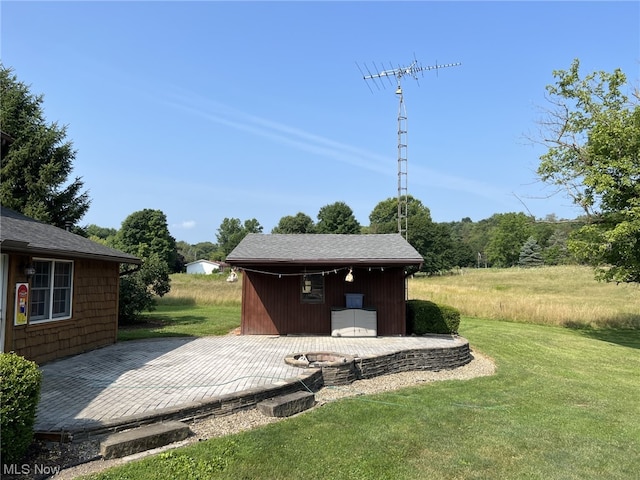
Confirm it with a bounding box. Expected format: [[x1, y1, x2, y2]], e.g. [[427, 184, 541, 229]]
[[518, 236, 544, 268], [0, 65, 90, 228], [542, 229, 570, 265]]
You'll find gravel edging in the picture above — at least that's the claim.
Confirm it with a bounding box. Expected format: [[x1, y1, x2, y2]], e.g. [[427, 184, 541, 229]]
[[41, 350, 495, 480]]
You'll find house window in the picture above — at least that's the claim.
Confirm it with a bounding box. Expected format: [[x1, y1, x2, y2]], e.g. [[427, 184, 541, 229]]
[[30, 260, 73, 322], [301, 274, 324, 304]]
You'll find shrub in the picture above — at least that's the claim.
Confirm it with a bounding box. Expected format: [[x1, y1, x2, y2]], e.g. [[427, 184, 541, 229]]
[[119, 253, 171, 324], [406, 299, 461, 335], [0, 352, 42, 463]]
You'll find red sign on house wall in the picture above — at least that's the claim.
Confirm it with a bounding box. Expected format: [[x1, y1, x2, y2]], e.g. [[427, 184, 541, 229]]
[[15, 282, 29, 326]]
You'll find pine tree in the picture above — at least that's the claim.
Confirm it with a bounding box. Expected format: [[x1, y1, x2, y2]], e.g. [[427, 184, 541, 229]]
[[518, 236, 544, 268], [0, 65, 90, 228]]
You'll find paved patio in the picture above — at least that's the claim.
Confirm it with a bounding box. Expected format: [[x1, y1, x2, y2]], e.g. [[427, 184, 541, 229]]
[[36, 335, 468, 437]]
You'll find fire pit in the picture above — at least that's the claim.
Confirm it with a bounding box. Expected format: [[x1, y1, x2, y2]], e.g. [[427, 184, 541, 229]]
[[284, 352, 358, 385]]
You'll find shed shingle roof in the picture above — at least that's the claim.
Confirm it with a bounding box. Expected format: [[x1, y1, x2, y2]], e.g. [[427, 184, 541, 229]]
[[226, 234, 423, 266], [0, 206, 140, 264]]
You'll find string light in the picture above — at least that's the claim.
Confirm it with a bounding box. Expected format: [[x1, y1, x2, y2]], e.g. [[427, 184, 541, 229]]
[[345, 267, 354, 282], [233, 266, 389, 278]]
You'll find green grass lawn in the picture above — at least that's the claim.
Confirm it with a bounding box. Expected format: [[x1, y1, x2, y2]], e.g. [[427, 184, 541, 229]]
[[91, 318, 640, 480], [117, 304, 241, 341]]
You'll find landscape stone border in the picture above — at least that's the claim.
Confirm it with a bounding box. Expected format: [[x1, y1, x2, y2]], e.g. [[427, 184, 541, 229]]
[[285, 339, 472, 387]]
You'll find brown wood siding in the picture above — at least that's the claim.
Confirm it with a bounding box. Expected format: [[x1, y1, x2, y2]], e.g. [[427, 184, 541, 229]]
[[240, 266, 407, 336], [5, 255, 120, 364]]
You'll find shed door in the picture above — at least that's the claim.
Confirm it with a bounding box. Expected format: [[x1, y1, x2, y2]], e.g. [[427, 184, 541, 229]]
[[0, 254, 7, 353]]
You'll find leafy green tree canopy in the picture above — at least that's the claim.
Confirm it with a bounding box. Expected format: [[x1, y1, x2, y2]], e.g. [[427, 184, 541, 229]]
[[369, 196, 473, 273], [86, 224, 117, 240], [0, 65, 90, 228], [111, 209, 176, 322], [114, 209, 179, 272], [217, 217, 263, 256], [485, 212, 533, 267], [118, 253, 171, 323], [316, 201, 361, 234], [272, 212, 316, 234], [369, 195, 432, 234], [177, 241, 219, 264], [535, 59, 640, 282]]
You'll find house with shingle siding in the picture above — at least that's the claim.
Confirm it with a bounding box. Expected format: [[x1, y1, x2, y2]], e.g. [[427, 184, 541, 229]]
[[0, 206, 140, 364], [225, 233, 423, 336]]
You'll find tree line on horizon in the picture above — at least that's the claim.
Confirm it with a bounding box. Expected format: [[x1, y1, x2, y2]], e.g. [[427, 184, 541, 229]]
[[2, 57, 638, 323], [85, 198, 583, 274]]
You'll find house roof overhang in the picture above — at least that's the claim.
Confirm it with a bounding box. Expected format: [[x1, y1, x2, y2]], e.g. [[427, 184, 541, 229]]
[[0, 207, 141, 265], [0, 240, 142, 264]]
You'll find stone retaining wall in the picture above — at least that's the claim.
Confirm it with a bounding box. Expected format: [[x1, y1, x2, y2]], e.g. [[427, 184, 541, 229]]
[[318, 341, 472, 386], [69, 370, 324, 440], [358, 343, 472, 379]]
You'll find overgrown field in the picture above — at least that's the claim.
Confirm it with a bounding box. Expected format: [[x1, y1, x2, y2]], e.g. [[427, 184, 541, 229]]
[[158, 272, 242, 306], [409, 265, 639, 329]]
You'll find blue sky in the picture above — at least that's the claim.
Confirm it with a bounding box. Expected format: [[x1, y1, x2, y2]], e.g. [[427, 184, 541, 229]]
[[2, 1, 639, 244]]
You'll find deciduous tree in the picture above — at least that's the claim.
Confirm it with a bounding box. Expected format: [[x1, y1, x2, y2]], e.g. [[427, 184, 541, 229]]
[[369, 195, 432, 235], [369, 196, 473, 273], [534, 59, 640, 282], [217, 217, 263, 256], [112, 209, 176, 322], [316, 201, 360, 234], [485, 213, 533, 267], [118, 253, 171, 323], [114, 209, 179, 271], [272, 212, 316, 234]]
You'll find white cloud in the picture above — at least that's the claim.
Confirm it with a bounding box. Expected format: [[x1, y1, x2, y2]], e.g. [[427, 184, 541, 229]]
[[174, 220, 196, 229]]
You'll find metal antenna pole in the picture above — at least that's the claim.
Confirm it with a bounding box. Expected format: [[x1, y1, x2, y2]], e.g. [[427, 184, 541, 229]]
[[396, 83, 408, 239], [358, 59, 461, 240]]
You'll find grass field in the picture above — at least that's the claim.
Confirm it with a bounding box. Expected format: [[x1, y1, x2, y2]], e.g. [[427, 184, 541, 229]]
[[409, 266, 639, 329], [93, 318, 640, 479], [157, 272, 242, 306]]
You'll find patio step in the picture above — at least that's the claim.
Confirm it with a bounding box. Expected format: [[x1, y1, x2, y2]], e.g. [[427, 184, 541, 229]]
[[257, 391, 315, 417], [100, 421, 191, 459]]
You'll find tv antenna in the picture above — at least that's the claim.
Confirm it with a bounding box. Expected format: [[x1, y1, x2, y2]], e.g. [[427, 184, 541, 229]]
[[357, 58, 461, 240]]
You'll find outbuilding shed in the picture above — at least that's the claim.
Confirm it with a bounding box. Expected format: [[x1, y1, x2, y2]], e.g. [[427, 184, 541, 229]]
[[225, 233, 423, 336], [185, 259, 225, 275], [0, 207, 141, 364]]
